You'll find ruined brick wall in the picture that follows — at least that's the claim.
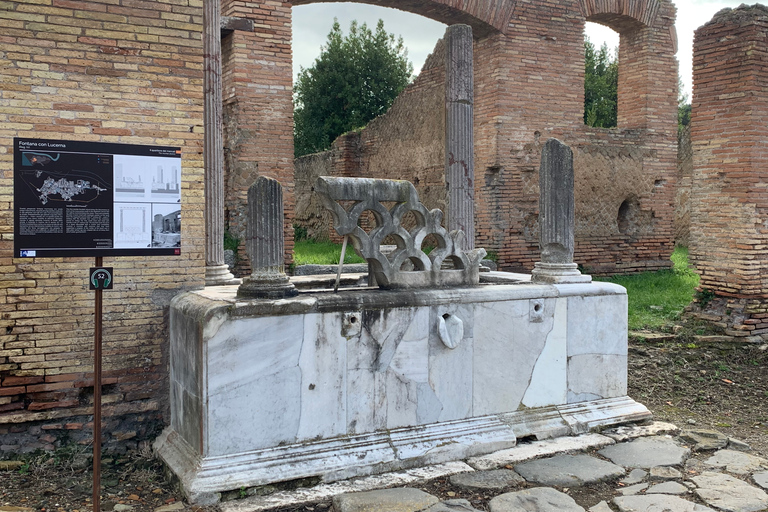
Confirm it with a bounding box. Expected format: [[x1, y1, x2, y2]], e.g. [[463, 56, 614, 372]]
[[221, 0, 294, 266], [686, 5, 768, 339], [294, 38, 447, 244], [294, 0, 678, 274], [0, 0, 205, 452], [690, 4, 768, 297]]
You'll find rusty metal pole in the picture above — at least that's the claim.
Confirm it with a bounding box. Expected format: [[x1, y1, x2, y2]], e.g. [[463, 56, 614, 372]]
[[93, 256, 102, 512]]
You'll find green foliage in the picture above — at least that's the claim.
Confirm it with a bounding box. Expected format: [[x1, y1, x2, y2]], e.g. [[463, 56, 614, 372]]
[[293, 239, 366, 265], [293, 224, 308, 242], [596, 246, 699, 330], [584, 38, 618, 128], [223, 231, 240, 252], [678, 76, 691, 135], [293, 18, 414, 157]]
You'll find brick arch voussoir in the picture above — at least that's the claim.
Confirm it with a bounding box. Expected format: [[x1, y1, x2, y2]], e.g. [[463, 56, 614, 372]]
[[579, 0, 662, 31], [291, 0, 512, 37]]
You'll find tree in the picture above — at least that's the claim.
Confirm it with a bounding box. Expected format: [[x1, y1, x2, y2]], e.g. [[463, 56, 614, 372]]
[[293, 19, 414, 157], [584, 38, 618, 128]]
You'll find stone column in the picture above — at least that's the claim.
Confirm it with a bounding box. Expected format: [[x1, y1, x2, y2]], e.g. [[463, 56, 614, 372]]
[[204, 0, 239, 286], [238, 176, 297, 299], [445, 24, 474, 250], [531, 138, 591, 283]]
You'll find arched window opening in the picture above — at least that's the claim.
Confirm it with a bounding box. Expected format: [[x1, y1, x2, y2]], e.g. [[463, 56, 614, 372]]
[[584, 22, 619, 128]]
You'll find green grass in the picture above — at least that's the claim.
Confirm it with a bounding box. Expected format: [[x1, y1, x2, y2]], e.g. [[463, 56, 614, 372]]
[[596, 246, 699, 331], [293, 239, 366, 266]]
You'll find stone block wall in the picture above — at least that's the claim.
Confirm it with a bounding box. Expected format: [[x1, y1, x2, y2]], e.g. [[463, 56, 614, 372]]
[[687, 4, 768, 338], [294, 0, 679, 274], [0, 0, 205, 452]]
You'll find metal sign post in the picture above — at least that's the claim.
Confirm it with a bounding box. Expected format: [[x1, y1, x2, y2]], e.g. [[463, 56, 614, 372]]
[[90, 261, 112, 512]]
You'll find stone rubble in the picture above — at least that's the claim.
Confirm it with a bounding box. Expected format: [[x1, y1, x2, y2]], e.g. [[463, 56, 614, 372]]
[[212, 421, 768, 512]]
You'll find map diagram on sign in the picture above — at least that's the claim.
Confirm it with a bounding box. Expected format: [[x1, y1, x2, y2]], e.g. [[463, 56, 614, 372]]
[[17, 161, 109, 206]]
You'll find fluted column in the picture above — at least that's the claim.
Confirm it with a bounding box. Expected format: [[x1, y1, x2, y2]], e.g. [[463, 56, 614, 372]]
[[237, 176, 297, 298], [204, 0, 239, 286], [445, 24, 475, 250], [531, 138, 591, 283]]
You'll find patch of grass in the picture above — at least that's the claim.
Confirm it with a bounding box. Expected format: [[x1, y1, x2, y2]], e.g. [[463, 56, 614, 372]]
[[293, 239, 366, 266], [596, 246, 699, 331]]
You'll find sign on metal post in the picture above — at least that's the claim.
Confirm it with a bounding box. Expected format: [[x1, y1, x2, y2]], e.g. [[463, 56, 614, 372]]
[[13, 139, 182, 511], [14, 138, 181, 258]]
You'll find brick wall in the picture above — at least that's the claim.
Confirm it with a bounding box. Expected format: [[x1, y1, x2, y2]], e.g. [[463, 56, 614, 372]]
[[690, 4, 768, 297], [0, 0, 205, 452], [221, 0, 294, 267], [294, 0, 679, 274], [686, 4, 768, 338]]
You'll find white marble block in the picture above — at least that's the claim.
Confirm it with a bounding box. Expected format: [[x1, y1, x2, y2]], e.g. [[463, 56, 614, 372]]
[[156, 279, 649, 504]]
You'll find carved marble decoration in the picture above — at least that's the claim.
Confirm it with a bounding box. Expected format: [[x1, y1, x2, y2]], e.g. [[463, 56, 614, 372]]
[[438, 313, 464, 349], [314, 176, 486, 289]]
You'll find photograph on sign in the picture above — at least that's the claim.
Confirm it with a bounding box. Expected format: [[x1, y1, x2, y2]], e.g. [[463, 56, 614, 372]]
[[14, 138, 182, 257]]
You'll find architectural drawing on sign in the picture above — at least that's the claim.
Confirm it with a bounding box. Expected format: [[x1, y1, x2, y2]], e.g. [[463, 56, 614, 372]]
[[151, 203, 180, 248], [114, 203, 151, 248], [151, 165, 180, 196], [115, 164, 145, 195]]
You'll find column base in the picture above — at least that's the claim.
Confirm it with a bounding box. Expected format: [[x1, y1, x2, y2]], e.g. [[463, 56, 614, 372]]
[[205, 264, 241, 287], [531, 262, 592, 284], [237, 271, 298, 299]]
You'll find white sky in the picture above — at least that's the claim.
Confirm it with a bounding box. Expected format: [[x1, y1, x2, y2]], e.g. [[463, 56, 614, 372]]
[[292, 0, 748, 101]]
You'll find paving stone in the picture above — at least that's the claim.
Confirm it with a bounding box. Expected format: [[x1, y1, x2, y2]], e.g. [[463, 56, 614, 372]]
[[602, 422, 679, 442], [468, 433, 615, 471], [333, 488, 439, 512], [679, 429, 728, 451], [646, 481, 688, 495], [114, 505, 134, 512], [614, 495, 716, 512], [599, 437, 690, 469], [692, 471, 768, 512], [514, 454, 624, 487], [0, 461, 24, 471], [489, 487, 585, 512], [620, 468, 647, 485], [422, 499, 483, 512], [449, 469, 524, 491], [153, 505, 184, 512], [703, 449, 768, 475], [754, 471, 768, 490], [588, 501, 613, 512], [619, 483, 648, 496], [0, 508, 35, 512], [727, 438, 752, 452], [649, 466, 682, 480]]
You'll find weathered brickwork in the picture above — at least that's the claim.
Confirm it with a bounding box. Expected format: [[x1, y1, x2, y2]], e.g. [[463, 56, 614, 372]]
[[687, 4, 768, 334], [294, 0, 679, 274], [0, 0, 205, 451], [220, 0, 294, 266]]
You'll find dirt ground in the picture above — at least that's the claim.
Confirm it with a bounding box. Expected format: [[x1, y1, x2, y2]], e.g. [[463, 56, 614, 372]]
[[1, 338, 767, 511]]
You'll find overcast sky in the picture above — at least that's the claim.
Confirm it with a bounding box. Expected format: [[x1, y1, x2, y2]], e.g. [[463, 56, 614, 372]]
[[292, 0, 748, 101]]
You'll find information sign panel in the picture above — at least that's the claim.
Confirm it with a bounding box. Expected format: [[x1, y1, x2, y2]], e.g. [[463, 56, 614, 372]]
[[14, 138, 182, 257]]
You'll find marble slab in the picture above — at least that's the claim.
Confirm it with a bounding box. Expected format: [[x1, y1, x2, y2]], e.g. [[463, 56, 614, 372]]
[[157, 278, 644, 503]]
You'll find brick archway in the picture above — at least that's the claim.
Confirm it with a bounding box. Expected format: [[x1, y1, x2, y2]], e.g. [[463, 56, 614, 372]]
[[292, 0, 512, 37], [221, 0, 678, 275]]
